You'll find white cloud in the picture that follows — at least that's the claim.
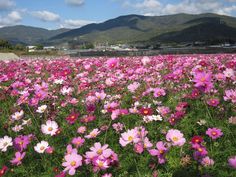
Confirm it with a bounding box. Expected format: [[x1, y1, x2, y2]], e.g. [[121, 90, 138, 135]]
[[32, 11, 60, 22], [0, 11, 22, 27], [61, 19, 95, 28], [65, 0, 84, 6], [125, 0, 236, 16], [0, 0, 15, 10]]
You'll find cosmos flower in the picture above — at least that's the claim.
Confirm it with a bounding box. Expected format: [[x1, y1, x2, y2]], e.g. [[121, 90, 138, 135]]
[[66, 113, 79, 124], [62, 153, 83, 176], [10, 151, 26, 166], [13, 135, 31, 152], [127, 82, 140, 93], [34, 141, 49, 153], [228, 156, 236, 169], [201, 156, 214, 166], [206, 128, 223, 140], [0, 136, 13, 152], [119, 129, 140, 147], [36, 105, 47, 113], [166, 129, 186, 147], [85, 128, 101, 139], [153, 88, 166, 98], [71, 137, 85, 148], [207, 98, 219, 107], [11, 110, 24, 121], [149, 141, 168, 164], [41, 120, 59, 136], [77, 126, 87, 134]]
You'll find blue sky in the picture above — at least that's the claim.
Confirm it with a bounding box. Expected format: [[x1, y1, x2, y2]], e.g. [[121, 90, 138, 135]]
[[0, 0, 236, 29]]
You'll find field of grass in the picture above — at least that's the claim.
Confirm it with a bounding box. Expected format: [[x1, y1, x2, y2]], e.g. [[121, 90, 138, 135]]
[[0, 54, 236, 177]]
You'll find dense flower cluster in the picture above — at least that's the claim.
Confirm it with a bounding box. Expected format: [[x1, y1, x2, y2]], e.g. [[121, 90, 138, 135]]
[[0, 54, 235, 176]]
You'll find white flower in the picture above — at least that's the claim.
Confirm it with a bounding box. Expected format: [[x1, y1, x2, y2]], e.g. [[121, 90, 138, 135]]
[[224, 68, 234, 78], [22, 119, 32, 126], [0, 136, 13, 152], [141, 56, 151, 65], [12, 125, 23, 132], [60, 86, 73, 95], [11, 110, 24, 121], [197, 119, 207, 126], [34, 141, 49, 153], [143, 115, 162, 123], [36, 105, 47, 113], [54, 79, 64, 85], [41, 120, 58, 136]]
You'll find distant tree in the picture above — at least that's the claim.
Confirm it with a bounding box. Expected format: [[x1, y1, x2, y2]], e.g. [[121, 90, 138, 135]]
[[36, 44, 43, 50], [15, 44, 26, 51], [0, 39, 12, 49]]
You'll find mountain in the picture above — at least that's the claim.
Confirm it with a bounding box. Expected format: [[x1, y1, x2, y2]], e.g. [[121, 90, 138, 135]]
[[0, 25, 70, 45], [1, 13, 236, 46], [50, 13, 236, 44]]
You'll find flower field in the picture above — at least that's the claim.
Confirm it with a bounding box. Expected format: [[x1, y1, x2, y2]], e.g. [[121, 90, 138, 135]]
[[0, 54, 236, 177]]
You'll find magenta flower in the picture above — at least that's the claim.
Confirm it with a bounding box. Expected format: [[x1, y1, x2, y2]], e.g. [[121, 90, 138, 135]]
[[62, 153, 83, 176], [71, 137, 85, 148], [106, 58, 119, 68], [193, 72, 213, 92], [10, 151, 26, 166], [228, 156, 236, 169], [66, 113, 79, 124], [13, 135, 31, 152], [207, 98, 220, 107], [149, 141, 168, 164], [166, 129, 186, 147], [206, 128, 223, 140]]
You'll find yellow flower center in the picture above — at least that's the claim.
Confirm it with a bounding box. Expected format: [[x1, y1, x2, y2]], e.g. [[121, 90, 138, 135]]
[[70, 161, 76, 166], [40, 146, 45, 150], [128, 136, 133, 141], [172, 137, 179, 142], [48, 127, 53, 131], [97, 149, 103, 155], [98, 161, 104, 167]]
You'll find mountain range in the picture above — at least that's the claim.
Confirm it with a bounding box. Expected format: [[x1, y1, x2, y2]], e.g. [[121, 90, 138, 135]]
[[0, 13, 236, 45]]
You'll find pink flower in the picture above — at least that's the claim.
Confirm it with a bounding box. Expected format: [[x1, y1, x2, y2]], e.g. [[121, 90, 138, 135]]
[[71, 137, 85, 148], [93, 158, 110, 170], [77, 126, 87, 134], [201, 156, 214, 166], [149, 141, 168, 164], [10, 151, 26, 166], [127, 82, 140, 93], [206, 128, 223, 140], [166, 129, 186, 147], [85, 128, 100, 139], [85, 142, 113, 160], [13, 135, 31, 152], [224, 89, 236, 104], [102, 173, 112, 177], [193, 72, 213, 92], [95, 91, 106, 100], [207, 98, 220, 107], [106, 58, 119, 68], [228, 156, 236, 169], [62, 153, 83, 176], [153, 88, 166, 98], [119, 129, 140, 147], [112, 123, 124, 133], [66, 144, 77, 155]]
